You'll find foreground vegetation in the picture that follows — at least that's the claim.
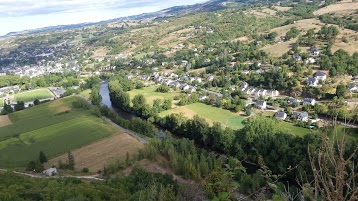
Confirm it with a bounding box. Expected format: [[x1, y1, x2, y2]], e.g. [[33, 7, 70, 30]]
[[0, 96, 118, 168]]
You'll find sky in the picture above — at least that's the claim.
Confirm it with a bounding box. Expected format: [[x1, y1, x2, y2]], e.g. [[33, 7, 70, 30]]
[[0, 0, 208, 36]]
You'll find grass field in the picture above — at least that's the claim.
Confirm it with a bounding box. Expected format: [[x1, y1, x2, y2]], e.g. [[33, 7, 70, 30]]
[[0, 98, 3, 107], [46, 133, 145, 173], [159, 102, 245, 130], [279, 121, 313, 137], [0, 96, 119, 168], [128, 86, 181, 105], [79, 89, 91, 99], [14, 88, 54, 102]]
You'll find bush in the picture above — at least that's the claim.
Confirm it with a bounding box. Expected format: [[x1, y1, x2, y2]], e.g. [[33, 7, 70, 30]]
[[82, 168, 89, 173], [156, 84, 170, 93], [72, 99, 91, 110]]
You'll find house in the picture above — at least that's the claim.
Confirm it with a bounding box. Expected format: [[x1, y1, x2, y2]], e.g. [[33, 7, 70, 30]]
[[347, 84, 358, 93], [293, 54, 302, 62], [256, 100, 267, 110], [314, 71, 326, 81], [43, 168, 58, 176], [126, 74, 134, 79], [187, 86, 196, 93], [208, 75, 214, 81], [242, 70, 250, 75], [292, 111, 309, 122], [288, 97, 299, 106], [275, 111, 287, 120], [303, 98, 316, 106], [268, 90, 279, 97], [0, 70, 6, 76], [306, 57, 315, 64], [199, 95, 208, 100], [306, 77, 318, 87], [240, 81, 249, 90], [310, 47, 320, 56]]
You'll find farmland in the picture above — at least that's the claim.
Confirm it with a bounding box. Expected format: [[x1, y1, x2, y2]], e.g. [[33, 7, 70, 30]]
[[46, 133, 145, 173], [14, 88, 54, 102], [0, 96, 119, 168], [128, 86, 181, 105], [159, 102, 245, 130]]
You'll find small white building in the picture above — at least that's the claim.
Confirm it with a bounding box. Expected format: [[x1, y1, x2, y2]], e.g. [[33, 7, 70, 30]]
[[314, 71, 326, 81], [275, 111, 287, 120], [303, 98, 316, 106], [256, 100, 267, 110], [43, 168, 58, 176], [306, 77, 318, 87]]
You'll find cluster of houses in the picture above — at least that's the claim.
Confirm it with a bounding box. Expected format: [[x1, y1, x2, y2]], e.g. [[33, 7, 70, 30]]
[[306, 71, 327, 87], [238, 81, 280, 98], [0, 85, 20, 97], [255, 96, 316, 122]]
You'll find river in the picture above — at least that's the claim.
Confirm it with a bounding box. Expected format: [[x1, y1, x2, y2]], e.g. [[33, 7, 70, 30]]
[[99, 81, 260, 172]]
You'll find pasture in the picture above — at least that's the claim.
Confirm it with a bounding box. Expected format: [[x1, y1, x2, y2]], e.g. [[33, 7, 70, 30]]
[[14, 88, 54, 102], [159, 102, 245, 130], [46, 133, 145, 173], [128, 86, 181, 105], [79, 89, 91, 99], [0, 96, 118, 168]]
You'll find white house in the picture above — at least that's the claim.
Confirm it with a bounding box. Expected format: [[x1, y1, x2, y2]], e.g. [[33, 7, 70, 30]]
[[303, 98, 316, 106], [306, 77, 319, 87], [256, 100, 267, 110], [292, 111, 309, 122], [275, 111, 287, 120], [314, 71, 327, 81], [306, 57, 315, 64], [43, 168, 58, 176], [347, 84, 358, 93]]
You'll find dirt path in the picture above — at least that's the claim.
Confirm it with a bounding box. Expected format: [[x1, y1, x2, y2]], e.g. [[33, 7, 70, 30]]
[[0, 169, 105, 181]]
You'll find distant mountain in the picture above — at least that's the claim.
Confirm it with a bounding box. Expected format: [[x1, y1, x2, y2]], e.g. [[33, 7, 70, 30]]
[[1, 0, 240, 38]]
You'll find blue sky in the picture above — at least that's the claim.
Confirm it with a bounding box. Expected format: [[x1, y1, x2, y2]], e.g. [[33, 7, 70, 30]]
[[0, 0, 208, 36]]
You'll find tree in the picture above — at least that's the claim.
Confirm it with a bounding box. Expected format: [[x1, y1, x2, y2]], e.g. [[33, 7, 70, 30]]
[[68, 151, 75, 170], [336, 84, 347, 98], [39, 151, 47, 164], [1, 103, 13, 115], [33, 99, 40, 106], [14, 101, 25, 111], [307, 127, 357, 201]]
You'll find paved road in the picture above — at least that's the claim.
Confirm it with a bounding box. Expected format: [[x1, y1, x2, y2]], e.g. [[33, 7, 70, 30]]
[[202, 89, 223, 97]]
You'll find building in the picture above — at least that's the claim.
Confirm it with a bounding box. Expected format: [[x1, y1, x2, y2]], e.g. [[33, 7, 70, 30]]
[[347, 84, 358, 93], [314, 71, 326, 81], [292, 111, 309, 122], [306, 57, 315, 64], [310, 47, 320, 56], [43, 168, 58, 176], [288, 97, 299, 106], [256, 100, 267, 110], [303, 98, 316, 106], [306, 77, 318, 87], [275, 111, 287, 120]]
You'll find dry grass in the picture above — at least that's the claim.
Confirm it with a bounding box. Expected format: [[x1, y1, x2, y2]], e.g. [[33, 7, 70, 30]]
[[0, 115, 12, 128], [272, 6, 292, 11], [262, 38, 297, 57], [46, 133, 145, 173], [92, 47, 108, 57], [332, 27, 358, 55], [314, 2, 358, 15]]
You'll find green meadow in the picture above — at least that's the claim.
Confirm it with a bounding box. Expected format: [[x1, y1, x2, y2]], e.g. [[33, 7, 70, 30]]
[[0, 96, 118, 168], [128, 86, 181, 105], [14, 88, 54, 102], [159, 102, 245, 130]]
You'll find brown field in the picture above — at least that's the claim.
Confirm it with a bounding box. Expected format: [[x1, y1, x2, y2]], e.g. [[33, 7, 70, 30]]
[[92, 47, 108, 57], [314, 2, 358, 15], [0, 115, 12, 128], [262, 38, 297, 57], [46, 133, 145, 173], [272, 6, 292, 11], [262, 18, 358, 56], [332, 27, 358, 55], [48, 100, 71, 113]]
